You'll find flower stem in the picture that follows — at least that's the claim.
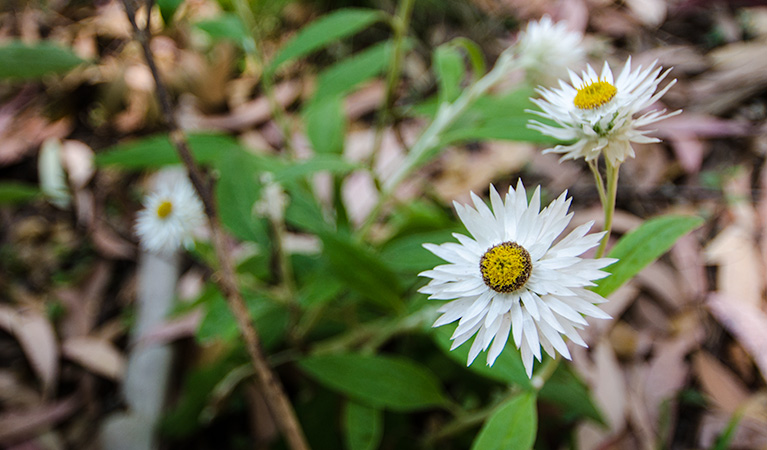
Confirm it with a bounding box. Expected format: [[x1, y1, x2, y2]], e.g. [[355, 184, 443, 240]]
[[358, 47, 519, 239], [587, 159, 606, 207], [368, 0, 415, 168], [531, 355, 560, 390], [595, 162, 619, 258], [121, 3, 309, 449]]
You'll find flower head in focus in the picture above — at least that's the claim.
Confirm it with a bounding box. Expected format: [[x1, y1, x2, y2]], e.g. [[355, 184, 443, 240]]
[[419, 182, 615, 377], [516, 15, 585, 85], [528, 58, 680, 166], [135, 176, 205, 255]]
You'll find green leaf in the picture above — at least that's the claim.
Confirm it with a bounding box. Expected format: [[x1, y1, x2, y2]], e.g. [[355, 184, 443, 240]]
[[215, 149, 269, 243], [0, 182, 39, 205], [197, 288, 288, 349], [434, 45, 465, 104], [0, 41, 84, 80], [471, 392, 537, 450], [593, 215, 704, 297], [344, 402, 383, 450], [95, 133, 242, 168], [313, 41, 394, 101], [194, 14, 250, 45], [380, 229, 458, 274], [157, 0, 184, 24], [319, 232, 403, 311], [304, 96, 346, 154], [431, 325, 532, 389], [449, 37, 485, 78], [273, 154, 357, 183], [299, 354, 448, 411], [538, 364, 603, 423], [268, 8, 384, 72], [284, 182, 331, 234]]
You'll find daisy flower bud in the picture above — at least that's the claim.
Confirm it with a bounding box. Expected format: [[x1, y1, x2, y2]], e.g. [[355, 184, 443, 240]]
[[527, 58, 681, 167], [516, 15, 585, 85], [419, 181, 616, 377], [135, 175, 205, 255]]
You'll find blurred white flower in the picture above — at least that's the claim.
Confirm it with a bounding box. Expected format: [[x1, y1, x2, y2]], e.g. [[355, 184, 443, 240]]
[[135, 176, 205, 255], [419, 181, 615, 377], [528, 58, 680, 166], [516, 15, 585, 85]]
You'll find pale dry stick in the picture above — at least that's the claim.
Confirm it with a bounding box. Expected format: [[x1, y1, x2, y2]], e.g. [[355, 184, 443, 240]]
[[120, 2, 310, 449]]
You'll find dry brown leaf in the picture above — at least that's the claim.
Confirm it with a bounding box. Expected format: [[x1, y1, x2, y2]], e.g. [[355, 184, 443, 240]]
[[688, 39, 767, 114], [588, 337, 628, 433], [90, 222, 135, 260], [61, 337, 125, 381], [625, 0, 666, 26], [692, 351, 750, 413], [0, 306, 59, 398], [433, 142, 534, 202], [635, 261, 686, 310], [642, 335, 699, 426], [670, 234, 707, 302], [699, 412, 767, 449], [707, 293, 767, 380], [0, 396, 80, 445], [704, 225, 764, 309], [344, 80, 385, 120]]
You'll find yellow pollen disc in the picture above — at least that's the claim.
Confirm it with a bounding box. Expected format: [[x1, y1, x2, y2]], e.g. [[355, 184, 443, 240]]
[[573, 80, 617, 110], [479, 242, 532, 293], [156, 200, 173, 219]]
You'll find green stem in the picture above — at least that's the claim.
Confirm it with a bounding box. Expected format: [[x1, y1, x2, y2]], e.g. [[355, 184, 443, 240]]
[[587, 159, 606, 207], [595, 162, 619, 258], [233, 0, 297, 157], [358, 47, 519, 239], [531, 355, 560, 390], [368, 0, 416, 169]]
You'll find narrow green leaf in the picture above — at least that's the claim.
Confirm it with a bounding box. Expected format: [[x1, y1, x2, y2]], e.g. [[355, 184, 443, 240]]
[[197, 288, 288, 349], [304, 98, 347, 154], [471, 392, 537, 450], [284, 183, 330, 234], [194, 14, 250, 45], [319, 232, 403, 311], [431, 325, 532, 389], [157, 0, 184, 24], [0, 182, 39, 205], [314, 41, 394, 101], [0, 41, 84, 80], [380, 230, 457, 274], [215, 149, 269, 243], [344, 402, 383, 450], [268, 8, 384, 72], [299, 354, 448, 411], [449, 37, 486, 78], [593, 215, 704, 297], [434, 45, 465, 104], [95, 133, 242, 168]]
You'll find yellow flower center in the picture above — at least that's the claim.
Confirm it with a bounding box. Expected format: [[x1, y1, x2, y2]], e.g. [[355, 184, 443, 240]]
[[479, 242, 532, 293], [573, 80, 617, 110], [156, 200, 173, 219]]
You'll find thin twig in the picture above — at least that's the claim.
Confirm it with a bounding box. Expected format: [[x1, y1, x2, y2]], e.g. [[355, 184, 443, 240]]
[[120, 2, 309, 449]]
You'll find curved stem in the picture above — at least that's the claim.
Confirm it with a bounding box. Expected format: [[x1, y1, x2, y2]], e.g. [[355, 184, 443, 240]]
[[587, 159, 606, 207], [121, 3, 309, 449], [595, 162, 619, 259], [358, 47, 519, 239], [368, 0, 416, 169]]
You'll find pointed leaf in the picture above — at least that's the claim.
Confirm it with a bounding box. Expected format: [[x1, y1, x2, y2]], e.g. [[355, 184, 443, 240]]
[[0, 41, 85, 80], [471, 392, 537, 450], [95, 133, 242, 168], [593, 215, 704, 297], [344, 401, 383, 450], [299, 354, 448, 411], [304, 96, 346, 154], [0, 182, 39, 205], [268, 9, 384, 72]]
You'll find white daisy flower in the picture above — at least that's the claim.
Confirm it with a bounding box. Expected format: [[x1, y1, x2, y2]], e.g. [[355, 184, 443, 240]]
[[516, 15, 585, 85], [419, 181, 615, 377], [135, 176, 205, 255], [527, 58, 680, 166]]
